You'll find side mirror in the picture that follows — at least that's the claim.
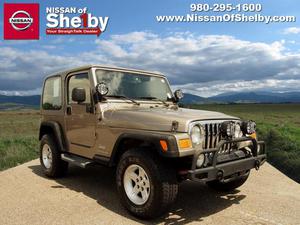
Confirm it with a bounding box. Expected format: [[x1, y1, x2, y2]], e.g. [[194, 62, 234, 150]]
[[72, 87, 86, 103], [96, 82, 109, 96], [174, 89, 184, 102]]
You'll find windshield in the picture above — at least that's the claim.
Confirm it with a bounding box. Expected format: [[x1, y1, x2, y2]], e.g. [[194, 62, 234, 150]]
[[95, 69, 173, 101]]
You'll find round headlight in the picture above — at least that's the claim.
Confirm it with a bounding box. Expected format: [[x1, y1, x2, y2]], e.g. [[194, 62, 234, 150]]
[[233, 123, 243, 139], [96, 82, 109, 96], [190, 125, 202, 145], [221, 121, 233, 137], [221, 121, 243, 139], [242, 120, 256, 134]]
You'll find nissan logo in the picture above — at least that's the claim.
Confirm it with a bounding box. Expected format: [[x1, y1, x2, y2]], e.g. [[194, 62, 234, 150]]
[[9, 10, 33, 31]]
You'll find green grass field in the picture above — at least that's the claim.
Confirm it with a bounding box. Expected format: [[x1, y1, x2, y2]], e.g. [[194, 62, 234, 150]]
[[0, 104, 299, 183], [0, 111, 40, 170]]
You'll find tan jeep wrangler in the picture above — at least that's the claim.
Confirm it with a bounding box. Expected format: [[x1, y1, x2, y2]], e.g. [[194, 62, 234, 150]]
[[39, 65, 266, 219]]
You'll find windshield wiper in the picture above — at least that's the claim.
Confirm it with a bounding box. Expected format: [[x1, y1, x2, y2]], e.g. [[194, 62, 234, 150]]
[[138, 97, 169, 107], [107, 95, 140, 105]]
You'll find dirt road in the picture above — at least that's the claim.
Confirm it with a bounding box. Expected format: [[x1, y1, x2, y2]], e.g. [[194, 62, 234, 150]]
[[0, 160, 299, 225]]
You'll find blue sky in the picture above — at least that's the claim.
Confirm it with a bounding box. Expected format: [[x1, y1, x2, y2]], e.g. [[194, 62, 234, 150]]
[[0, 0, 300, 96]]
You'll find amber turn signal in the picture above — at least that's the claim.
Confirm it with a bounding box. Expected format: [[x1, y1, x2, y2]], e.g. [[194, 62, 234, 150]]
[[250, 132, 257, 139], [160, 140, 168, 152], [179, 139, 192, 149]]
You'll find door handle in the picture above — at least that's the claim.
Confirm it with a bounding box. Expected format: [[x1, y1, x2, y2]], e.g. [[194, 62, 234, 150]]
[[66, 105, 72, 115]]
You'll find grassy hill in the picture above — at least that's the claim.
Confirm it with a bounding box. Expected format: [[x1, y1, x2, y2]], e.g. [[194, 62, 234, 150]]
[[0, 111, 40, 170], [0, 95, 40, 106], [0, 103, 39, 111]]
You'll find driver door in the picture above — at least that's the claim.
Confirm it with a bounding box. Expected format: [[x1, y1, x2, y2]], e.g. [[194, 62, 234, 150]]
[[65, 72, 96, 158]]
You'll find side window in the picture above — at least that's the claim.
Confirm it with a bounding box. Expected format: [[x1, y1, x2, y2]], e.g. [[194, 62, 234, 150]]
[[42, 76, 62, 110], [68, 73, 91, 104]]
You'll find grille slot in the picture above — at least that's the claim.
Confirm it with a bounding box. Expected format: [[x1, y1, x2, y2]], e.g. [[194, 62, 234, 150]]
[[200, 122, 231, 153]]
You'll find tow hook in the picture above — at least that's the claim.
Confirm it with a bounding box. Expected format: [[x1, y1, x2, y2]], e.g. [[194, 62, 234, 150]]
[[255, 160, 260, 170], [217, 170, 224, 181]]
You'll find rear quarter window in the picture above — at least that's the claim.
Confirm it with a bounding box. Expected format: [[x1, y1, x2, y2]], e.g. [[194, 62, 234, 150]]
[[42, 76, 62, 110]]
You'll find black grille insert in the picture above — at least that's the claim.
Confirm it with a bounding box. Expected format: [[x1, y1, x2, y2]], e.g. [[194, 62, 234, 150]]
[[202, 122, 232, 153]]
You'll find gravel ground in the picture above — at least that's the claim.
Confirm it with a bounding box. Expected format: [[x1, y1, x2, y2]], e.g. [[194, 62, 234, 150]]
[[0, 160, 299, 225]]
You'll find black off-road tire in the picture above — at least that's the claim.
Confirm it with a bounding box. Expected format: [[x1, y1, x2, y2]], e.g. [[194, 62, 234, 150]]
[[206, 171, 250, 192], [116, 148, 178, 219], [40, 134, 68, 178]]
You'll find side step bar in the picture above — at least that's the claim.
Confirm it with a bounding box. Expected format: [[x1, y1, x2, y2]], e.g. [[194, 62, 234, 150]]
[[61, 153, 94, 168]]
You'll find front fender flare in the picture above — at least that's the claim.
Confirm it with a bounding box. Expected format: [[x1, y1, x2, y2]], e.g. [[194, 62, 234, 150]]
[[109, 132, 179, 166]]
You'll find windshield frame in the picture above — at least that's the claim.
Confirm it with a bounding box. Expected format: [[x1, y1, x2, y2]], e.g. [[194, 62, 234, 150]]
[[92, 67, 174, 103]]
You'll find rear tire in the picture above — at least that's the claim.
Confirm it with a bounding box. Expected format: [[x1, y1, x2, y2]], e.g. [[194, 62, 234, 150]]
[[206, 171, 250, 192], [116, 148, 178, 219], [40, 134, 68, 178]]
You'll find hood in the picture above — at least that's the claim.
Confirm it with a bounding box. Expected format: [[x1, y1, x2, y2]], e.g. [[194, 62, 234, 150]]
[[102, 104, 238, 132]]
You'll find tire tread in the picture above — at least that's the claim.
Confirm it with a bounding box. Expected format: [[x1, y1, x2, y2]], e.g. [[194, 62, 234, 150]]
[[40, 134, 68, 178], [116, 148, 178, 219]]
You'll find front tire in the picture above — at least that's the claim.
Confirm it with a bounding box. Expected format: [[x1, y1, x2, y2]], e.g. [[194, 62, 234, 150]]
[[206, 171, 250, 192], [116, 149, 178, 219], [40, 134, 68, 178]]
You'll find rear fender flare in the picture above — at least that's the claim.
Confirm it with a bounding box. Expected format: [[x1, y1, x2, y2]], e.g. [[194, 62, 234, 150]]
[[39, 121, 68, 152]]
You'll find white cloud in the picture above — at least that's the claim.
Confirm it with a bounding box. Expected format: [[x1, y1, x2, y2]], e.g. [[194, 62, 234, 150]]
[[172, 79, 300, 97], [41, 45, 58, 50], [0, 47, 85, 90], [283, 27, 300, 34], [95, 40, 128, 57], [92, 32, 300, 85], [0, 88, 41, 96], [1, 32, 300, 96], [50, 37, 76, 44], [110, 31, 158, 43], [0, 40, 39, 45]]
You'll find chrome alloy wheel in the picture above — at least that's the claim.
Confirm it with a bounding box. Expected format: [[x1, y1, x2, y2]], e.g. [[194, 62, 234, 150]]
[[42, 144, 52, 169], [123, 164, 151, 205]]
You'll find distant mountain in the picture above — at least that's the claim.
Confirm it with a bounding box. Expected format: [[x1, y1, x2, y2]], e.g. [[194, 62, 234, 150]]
[[180, 93, 207, 104], [0, 93, 209, 106], [0, 91, 299, 109], [179, 91, 300, 104], [0, 95, 40, 106], [208, 91, 300, 103]]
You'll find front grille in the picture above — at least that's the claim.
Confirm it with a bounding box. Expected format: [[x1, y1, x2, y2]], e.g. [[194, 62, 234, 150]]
[[201, 122, 232, 154]]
